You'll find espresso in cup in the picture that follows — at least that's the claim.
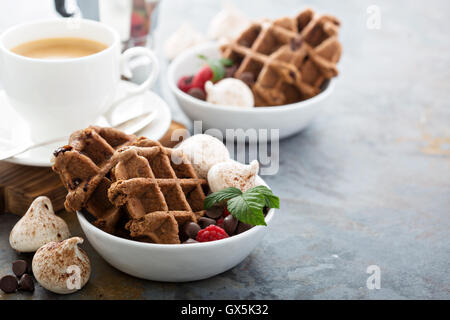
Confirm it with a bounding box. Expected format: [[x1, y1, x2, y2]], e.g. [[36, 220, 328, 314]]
[[10, 37, 108, 59]]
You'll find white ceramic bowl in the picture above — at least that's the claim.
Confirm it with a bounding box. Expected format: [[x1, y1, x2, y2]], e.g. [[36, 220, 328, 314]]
[[77, 176, 274, 282], [168, 42, 335, 140]]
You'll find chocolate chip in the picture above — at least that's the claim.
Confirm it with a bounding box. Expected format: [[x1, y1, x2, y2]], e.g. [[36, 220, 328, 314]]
[[0, 275, 18, 293], [198, 217, 216, 229], [12, 260, 27, 277], [187, 88, 206, 101], [290, 37, 303, 51], [289, 70, 296, 80], [72, 178, 81, 187], [223, 215, 238, 235], [182, 222, 201, 239], [205, 206, 223, 219], [236, 222, 253, 234], [53, 145, 72, 157], [225, 65, 238, 78], [182, 238, 198, 244], [237, 72, 255, 87], [18, 274, 34, 292]]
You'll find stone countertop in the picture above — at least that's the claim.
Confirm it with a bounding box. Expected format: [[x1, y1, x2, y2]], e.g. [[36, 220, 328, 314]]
[[1, 0, 449, 299]]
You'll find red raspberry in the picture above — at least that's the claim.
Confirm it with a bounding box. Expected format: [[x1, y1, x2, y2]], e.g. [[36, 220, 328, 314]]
[[196, 225, 229, 242], [222, 207, 230, 217], [191, 66, 213, 91], [177, 75, 193, 93]]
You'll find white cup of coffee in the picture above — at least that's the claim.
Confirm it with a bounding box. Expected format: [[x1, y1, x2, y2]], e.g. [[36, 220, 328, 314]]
[[0, 18, 159, 141]]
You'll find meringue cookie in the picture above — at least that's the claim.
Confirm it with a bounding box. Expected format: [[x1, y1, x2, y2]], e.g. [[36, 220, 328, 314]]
[[175, 134, 230, 179], [9, 196, 71, 253], [205, 79, 254, 108], [32, 237, 91, 294], [164, 23, 205, 60], [208, 159, 259, 193], [208, 4, 250, 42]]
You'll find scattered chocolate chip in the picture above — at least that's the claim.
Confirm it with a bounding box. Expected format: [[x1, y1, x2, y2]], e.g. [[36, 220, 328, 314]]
[[205, 206, 223, 219], [223, 215, 239, 235], [290, 37, 303, 51], [182, 222, 201, 239], [237, 72, 255, 87], [72, 178, 82, 187], [12, 260, 27, 278], [0, 275, 18, 293], [289, 70, 296, 80], [53, 145, 72, 157], [225, 65, 238, 78], [18, 274, 34, 292], [198, 217, 216, 229], [182, 238, 198, 244], [187, 87, 206, 101], [236, 222, 253, 234]]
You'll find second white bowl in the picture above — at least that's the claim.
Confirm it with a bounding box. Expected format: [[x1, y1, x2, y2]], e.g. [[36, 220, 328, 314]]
[[168, 42, 335, 140]]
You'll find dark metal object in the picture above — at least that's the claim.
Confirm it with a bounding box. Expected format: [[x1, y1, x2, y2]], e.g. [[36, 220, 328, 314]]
[[54, 0, 74, 17]]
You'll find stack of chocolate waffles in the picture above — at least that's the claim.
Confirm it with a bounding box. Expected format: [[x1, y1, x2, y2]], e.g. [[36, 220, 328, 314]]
[[221, 8, 342, 106], [52, 126, 208, 244]]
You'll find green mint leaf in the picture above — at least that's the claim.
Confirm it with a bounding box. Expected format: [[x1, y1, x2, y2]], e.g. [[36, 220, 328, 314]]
[[204, 187, 242, 209], [219, 58, 234, 66], [247, 186, 280, 209], [208, 60, 226, 82], [227, 191, 267, 226], [197, 54, 207, 60]]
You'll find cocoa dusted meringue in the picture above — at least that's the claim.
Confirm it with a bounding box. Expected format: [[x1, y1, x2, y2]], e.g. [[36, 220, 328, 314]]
[[207, 159, 260, 193], [208, 4, 250, 42], [9, 196, 70, 252], [32, 237, 91, 294], [164, 23, 205, 60], [205, 79, 254, 108], [175, 134, 230, 179]]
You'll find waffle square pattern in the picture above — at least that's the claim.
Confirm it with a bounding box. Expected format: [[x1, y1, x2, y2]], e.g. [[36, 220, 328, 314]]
[[53, 126, 208, 244], [221, 8, 342, 106]]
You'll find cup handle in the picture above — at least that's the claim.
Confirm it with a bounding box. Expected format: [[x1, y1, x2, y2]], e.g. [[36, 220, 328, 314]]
[[103, 47, 159, 121], [120, 46, 159, 96]]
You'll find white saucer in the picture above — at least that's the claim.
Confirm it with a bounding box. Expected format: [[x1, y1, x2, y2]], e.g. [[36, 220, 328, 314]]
[[0, 80, 172, 167]]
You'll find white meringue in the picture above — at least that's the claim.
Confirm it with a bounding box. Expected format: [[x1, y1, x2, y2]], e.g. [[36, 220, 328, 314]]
[[175, 134, 230, 179], [208, 159, 260, 193], [32, 237, 91, 294], [208, 4, 250, 42], [205, 79, 254, 108], [164, 23, 205, 60], [9, 196, 71, 253]]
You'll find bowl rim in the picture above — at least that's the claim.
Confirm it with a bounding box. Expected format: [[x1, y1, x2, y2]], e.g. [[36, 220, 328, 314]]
[[167, 41, 335, 113], [77, 177, 275, 250]]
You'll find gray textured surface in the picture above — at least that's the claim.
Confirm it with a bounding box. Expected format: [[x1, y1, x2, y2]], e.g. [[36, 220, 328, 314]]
[[1, 0, 449, 300]]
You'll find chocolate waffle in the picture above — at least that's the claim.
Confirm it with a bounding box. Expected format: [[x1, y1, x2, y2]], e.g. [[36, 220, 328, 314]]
[[52, 126, 137, 232], [108, 146, 208, 244], [221, 8, 342, 106]]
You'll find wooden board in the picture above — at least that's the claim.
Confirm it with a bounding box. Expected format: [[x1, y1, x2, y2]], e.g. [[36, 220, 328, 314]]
[[0, 121, 187, 216]]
